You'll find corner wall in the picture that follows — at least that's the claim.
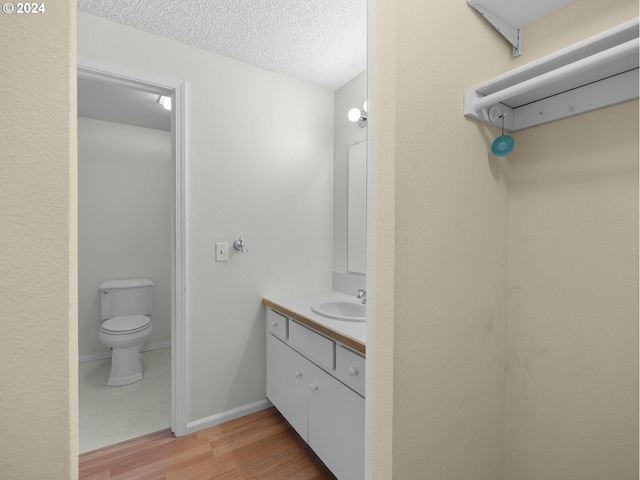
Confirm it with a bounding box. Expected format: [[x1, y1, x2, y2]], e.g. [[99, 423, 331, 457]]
[[371, 0, 638, 479], [373, 0, 511, 477], [0, 1, 77, 478]]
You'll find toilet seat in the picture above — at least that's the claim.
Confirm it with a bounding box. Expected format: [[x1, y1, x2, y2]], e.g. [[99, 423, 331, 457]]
[[101, 315, 151, 335]]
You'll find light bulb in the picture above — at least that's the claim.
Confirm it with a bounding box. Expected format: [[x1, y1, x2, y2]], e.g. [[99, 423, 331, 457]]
[[158, 95, 172, 111], [348, 107, 362, 122]]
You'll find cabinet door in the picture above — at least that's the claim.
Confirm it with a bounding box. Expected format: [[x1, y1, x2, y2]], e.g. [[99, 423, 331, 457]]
[[308, 363, 365, 480], [266, 333, 309, 441]]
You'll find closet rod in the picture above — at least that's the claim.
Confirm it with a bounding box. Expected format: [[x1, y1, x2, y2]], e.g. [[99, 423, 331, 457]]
[[473, 38, 639, 112]]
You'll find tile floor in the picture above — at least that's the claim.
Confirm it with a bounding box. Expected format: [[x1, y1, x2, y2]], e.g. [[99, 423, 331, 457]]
[[78, 348, 171, 453]]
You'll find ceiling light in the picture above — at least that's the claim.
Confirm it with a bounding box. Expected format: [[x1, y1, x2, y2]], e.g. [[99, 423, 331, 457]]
[[158, 95, 172, 111]]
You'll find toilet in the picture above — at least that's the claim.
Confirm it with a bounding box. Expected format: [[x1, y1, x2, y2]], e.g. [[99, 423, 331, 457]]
[[99, 278, 153, 386]]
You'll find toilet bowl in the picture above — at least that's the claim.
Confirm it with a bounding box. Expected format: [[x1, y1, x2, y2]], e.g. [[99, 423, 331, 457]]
[[99, 278, 154, 387], [99, 315, 152, 386]]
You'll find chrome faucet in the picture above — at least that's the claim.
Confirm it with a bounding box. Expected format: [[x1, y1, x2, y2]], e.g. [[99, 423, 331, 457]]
[[357, 289, 367, 305]]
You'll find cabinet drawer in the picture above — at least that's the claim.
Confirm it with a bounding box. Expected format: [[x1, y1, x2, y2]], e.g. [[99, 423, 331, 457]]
[[336, 345, 365, 396], [289, 320, 335, 371], [266, 309, 288, 340]]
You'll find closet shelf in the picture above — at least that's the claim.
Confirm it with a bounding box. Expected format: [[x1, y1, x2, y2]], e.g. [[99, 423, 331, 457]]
[[463, 17, 639, 132]]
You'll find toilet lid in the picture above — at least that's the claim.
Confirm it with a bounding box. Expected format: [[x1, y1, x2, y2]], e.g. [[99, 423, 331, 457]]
[[102, 315, 151, 334]]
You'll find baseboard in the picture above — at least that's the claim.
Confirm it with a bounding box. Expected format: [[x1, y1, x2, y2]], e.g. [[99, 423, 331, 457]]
[[143, 341, 171, 353], [79, 351, 111, 363], [186, 399, 273, 434], [79, 341, 171, 363]]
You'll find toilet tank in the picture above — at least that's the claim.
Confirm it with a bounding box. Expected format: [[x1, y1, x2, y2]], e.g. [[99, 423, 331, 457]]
[[99, 278, 154, 320]]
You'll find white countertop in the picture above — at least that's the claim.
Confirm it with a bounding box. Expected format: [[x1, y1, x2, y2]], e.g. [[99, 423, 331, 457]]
[[263, 290, 366, 352]]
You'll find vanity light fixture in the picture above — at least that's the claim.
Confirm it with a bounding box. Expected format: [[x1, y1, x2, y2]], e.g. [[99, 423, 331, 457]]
[[348, 100, 368, 128], [158, 95, 172, 111]]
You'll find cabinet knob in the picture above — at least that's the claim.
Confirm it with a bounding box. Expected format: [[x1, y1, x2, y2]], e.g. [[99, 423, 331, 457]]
[[294, 370, 302, 379], [271, 321, 278, 328], [348, 366, 359, 377], [310, 383, 319, 392]]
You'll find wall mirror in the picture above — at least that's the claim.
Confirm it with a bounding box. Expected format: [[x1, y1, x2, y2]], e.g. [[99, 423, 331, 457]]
[[347, 140, 367, 274]]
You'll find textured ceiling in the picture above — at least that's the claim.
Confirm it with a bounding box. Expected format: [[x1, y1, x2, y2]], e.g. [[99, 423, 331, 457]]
[[78, 0, 367, 91]]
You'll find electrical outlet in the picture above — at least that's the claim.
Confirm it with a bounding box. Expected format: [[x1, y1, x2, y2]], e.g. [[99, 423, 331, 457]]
[[215, 242, 228, 262]]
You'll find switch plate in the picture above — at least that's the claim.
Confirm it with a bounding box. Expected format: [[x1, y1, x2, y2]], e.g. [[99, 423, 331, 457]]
[[215, 242, 228, 262]]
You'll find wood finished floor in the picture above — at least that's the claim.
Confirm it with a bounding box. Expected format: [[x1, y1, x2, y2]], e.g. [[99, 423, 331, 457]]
[[79, 407, 337, 480]]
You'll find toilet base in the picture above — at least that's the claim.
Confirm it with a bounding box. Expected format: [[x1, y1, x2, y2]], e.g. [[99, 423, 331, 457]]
[[107, 345, 144, 387]]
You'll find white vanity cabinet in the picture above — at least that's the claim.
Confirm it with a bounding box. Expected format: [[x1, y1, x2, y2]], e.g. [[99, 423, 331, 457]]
[[265, 308, 364, 480], [266, 329, 310, 439]]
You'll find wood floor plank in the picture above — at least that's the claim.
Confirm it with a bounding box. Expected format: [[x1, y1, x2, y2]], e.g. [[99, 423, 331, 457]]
[[79, 430, 176, 475], [208, 412, 296, 456], [198, 409, 285, 444], [211, 430, 309, 477], [79, 407, 336, 480]]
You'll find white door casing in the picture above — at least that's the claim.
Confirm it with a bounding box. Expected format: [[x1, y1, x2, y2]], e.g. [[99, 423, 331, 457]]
[[77, 55, 187, 437]]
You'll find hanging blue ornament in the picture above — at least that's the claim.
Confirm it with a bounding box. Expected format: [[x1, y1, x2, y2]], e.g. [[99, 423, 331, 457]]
[[491, 115, 515, 156]]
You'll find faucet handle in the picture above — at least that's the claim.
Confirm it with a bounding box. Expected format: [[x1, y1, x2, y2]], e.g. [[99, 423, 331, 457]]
[[233, 237, 248, 253], [357, 289, 367, 304]]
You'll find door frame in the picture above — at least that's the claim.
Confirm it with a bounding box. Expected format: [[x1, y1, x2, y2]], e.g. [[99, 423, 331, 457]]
[[77, 55, 187, 437]]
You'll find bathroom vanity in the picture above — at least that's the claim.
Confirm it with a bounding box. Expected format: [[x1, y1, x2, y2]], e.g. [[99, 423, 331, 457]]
[[262, 291, 366, 480]]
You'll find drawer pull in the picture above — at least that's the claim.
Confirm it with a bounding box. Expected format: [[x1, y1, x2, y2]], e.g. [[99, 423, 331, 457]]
[[310, 383, 319, 392], [348, 366, 359, 377], [294, 370, 302, 379], [271, 321, 278, 328]]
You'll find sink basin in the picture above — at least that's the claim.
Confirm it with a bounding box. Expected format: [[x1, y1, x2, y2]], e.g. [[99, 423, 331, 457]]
[[311, 300, 366, 322]]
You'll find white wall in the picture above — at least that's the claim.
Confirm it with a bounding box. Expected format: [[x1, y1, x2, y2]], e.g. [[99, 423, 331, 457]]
[[333, 71, 367, 274], [78, 117, 172, 358], [78, 12, 334, 423], [0, 1, 77, 479]]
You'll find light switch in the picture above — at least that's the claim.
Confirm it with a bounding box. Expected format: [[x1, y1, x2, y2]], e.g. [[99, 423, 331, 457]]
[[215, 242, 228, 262]]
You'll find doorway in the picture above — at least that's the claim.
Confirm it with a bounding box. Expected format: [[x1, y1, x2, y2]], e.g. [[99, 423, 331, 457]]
[[77, 56, 186, 451]]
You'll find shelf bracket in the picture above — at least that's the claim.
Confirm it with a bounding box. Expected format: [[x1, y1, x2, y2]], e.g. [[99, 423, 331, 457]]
[[468, 1, 522, 56], [463, 18, 640, 132]]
